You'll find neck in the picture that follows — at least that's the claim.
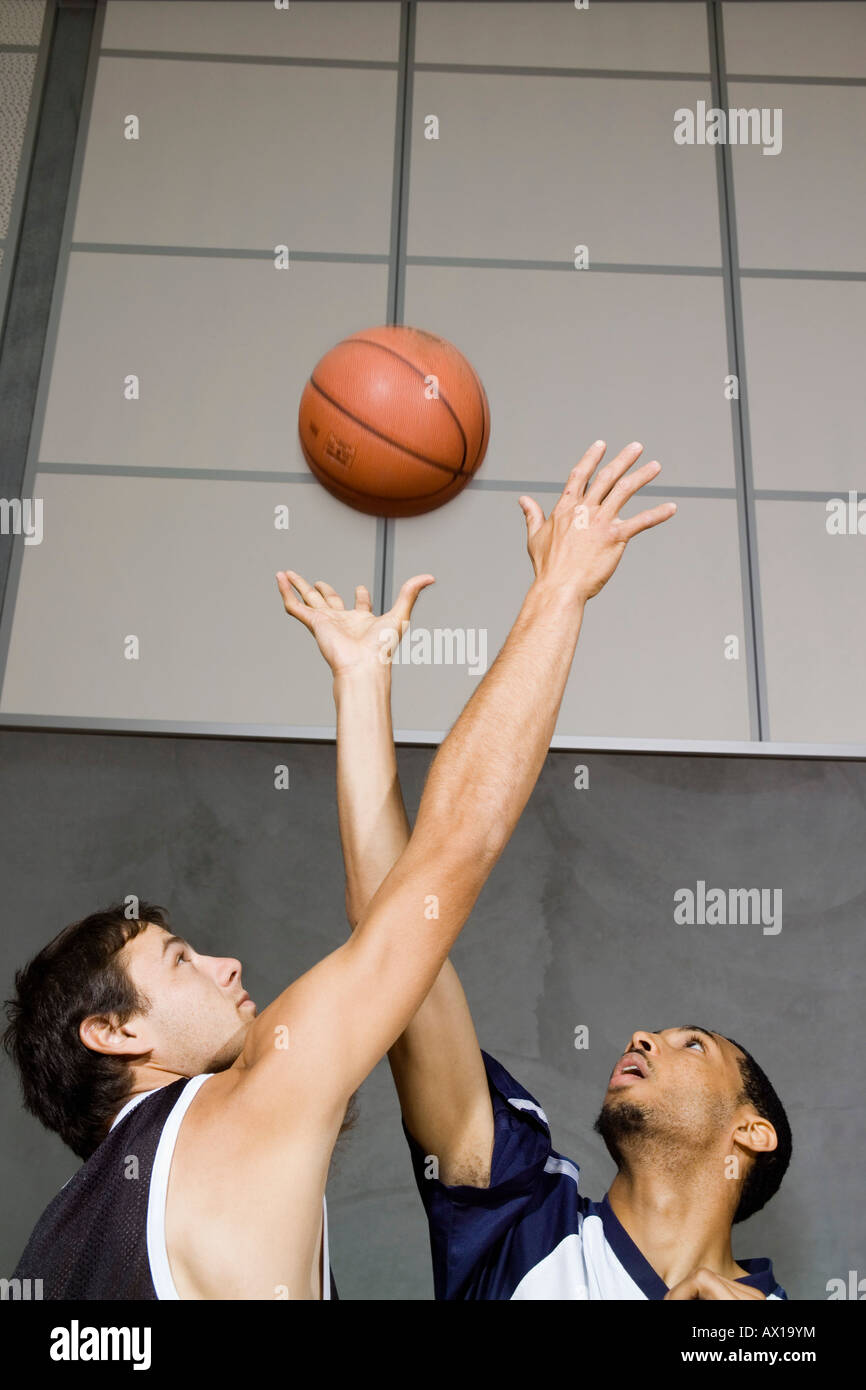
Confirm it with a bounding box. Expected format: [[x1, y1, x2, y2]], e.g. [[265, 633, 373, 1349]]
[[607, 1147, 744, 1288], [116, 1062, 189, 1116]]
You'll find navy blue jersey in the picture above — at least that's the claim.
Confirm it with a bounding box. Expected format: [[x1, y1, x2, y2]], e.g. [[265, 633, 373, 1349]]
[[404, 1052, 786, 1301]]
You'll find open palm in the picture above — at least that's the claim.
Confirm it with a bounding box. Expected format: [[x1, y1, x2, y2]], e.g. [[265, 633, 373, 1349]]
[[276, 569, 435, 677]]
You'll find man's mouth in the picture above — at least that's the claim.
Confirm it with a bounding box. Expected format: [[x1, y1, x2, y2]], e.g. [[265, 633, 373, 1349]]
[[611, 1051, 650, 1084]]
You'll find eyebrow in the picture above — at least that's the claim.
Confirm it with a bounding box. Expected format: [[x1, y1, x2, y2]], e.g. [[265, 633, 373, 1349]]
[[160, 934, 187, 958]]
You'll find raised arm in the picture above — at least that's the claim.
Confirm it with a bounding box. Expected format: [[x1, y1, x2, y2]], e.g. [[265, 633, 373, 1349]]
[[237, 442, 675, 1140], [278, 569, 493, 1182]]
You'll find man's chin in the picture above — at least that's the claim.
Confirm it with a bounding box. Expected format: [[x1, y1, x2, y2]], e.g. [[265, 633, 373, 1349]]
[[205, 1029, 248, 1073], [593, 1096, 648, 1166]]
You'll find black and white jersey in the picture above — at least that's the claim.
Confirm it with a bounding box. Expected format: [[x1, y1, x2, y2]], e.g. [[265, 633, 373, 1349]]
[[404, 1052, 787, 1301], [13, 1074, 336, 1300]]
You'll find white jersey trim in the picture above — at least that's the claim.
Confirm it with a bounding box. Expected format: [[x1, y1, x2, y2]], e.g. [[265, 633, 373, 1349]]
[[507, 1096, 549, 1126], [544, 1154, 580, 1185], [147, 1073, 212, 1300], [510, 1233, 590, 1300], [109, 1090, 152, 1130]]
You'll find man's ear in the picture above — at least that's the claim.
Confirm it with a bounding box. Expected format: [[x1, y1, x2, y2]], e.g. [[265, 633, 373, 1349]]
[[732, 1111, 778, 1157], [79, 1013, 148, 1057]]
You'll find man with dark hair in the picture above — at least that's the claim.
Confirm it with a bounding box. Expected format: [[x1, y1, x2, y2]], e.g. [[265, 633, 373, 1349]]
[[593, 1027, 791, 1231], [5, 906, 170, 1160], [4, 441, 675, 1300], [717, 1035, 792, 1225], [289, 514, 792, 1299]]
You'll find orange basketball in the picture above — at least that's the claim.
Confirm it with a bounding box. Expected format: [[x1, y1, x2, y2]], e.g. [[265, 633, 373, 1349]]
[[297, 325, 490, 517]]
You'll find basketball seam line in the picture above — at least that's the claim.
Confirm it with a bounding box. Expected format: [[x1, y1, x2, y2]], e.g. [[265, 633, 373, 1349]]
[[339, 335, 471, 473], [470, 362, 490, 458], [302, 443, 462, 506], [307, 374, 467, 480]]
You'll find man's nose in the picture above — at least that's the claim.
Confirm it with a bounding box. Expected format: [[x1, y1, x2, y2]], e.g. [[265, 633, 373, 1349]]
[[627, 1029, 657, 1055], [213, 955, 242, 988]]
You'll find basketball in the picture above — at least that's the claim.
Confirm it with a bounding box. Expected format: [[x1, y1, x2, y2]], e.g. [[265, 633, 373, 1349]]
[[297, 325, 490, 517]]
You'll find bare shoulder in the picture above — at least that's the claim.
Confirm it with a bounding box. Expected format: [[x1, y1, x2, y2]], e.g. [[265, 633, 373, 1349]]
[[164, 1070, 338, 1299]]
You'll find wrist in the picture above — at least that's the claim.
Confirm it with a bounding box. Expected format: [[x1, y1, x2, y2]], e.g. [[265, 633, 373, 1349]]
[[526, 574, 589, 618], [333, 659, 393, 702]]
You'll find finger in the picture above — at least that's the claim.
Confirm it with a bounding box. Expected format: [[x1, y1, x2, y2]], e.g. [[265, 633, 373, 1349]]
[[552, 441, 606, 515], [665, 1272, 721, 1300], [663, 1276, 699, 1300], [668, 1268, 716, 1300], [664, 1278, 697, 1301], [390, 574, 436, 624], [585, 440, 644, 507], [280, 569, 327, 610], [599, 458, 662, 517], [518, 495, 546, 543], [617, 500, 677, 541], [314, 580, 345, 611], [275, 572, 315, 628], [665, 1268, 756, 1301], [703, 1273, 763, 1301], [354, 584, 373, 613]]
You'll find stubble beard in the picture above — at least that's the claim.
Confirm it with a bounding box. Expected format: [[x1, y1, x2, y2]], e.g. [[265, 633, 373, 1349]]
[[593, 1097, 649, 1171]]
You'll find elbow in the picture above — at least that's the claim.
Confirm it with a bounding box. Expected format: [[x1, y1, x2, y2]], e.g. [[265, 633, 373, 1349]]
[[450, 799, 511, 867], [412, 811, 507, 885]]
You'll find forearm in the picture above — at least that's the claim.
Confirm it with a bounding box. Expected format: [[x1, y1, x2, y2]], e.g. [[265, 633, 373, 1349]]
[[332, 656, 468, 1039], [333, 664, 411, 925], [413, 577, 585, 865], [332, 652, 487, 1169]]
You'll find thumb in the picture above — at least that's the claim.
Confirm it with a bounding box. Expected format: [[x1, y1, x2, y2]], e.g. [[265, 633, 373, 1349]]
[[391, 573, 435, 625], [519, 495, 545, 543]]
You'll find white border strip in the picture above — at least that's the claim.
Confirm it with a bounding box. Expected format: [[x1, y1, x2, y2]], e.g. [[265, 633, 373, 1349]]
[[146, 1073, 212, 1301], [109, 1090, 151, 1131]]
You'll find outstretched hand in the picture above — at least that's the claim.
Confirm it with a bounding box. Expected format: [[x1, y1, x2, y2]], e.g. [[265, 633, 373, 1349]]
[[276, 570, 435, 678], [519, 440, 677, 601]]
